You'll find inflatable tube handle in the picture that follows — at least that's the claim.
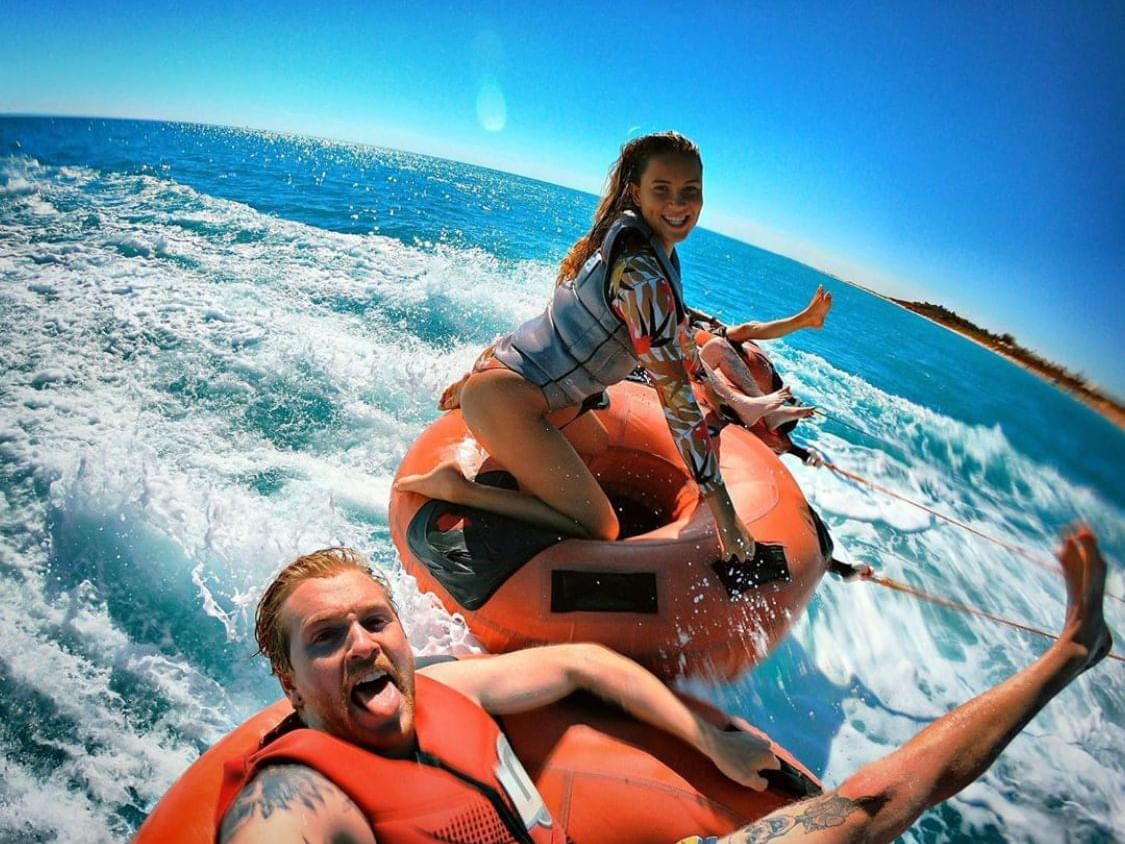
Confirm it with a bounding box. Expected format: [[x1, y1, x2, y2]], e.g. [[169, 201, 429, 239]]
[[763, 758, 823, 798]]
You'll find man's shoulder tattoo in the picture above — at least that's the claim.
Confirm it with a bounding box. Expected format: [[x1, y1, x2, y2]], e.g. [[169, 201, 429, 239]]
[[734, 793, 887, 843], [219, 764, 335, 840]]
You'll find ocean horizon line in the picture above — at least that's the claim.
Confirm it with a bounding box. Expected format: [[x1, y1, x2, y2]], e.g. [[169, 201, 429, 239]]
[[3, 111, 1119, 415]]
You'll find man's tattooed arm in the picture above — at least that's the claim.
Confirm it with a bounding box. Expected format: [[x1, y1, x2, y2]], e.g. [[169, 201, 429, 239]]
[[219, 764, 376, 844], [724, 793, 888, 843]]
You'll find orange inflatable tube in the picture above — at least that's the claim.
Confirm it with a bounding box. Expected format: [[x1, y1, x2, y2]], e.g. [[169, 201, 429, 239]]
[[135, 688, 822, 843], [390, 380, 831, 680]]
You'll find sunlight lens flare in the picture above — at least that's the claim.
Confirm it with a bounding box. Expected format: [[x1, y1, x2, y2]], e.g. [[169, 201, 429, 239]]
[[476, 76, 507, 132]]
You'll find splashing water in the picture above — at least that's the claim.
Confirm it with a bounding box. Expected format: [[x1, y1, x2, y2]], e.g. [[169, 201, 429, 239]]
[[1, 117, 1122, 842]]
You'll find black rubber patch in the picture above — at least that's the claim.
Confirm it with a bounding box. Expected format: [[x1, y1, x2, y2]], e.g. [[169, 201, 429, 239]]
[[405, 471, 565, 611], [810, 506, 835, 560], [550, 570, 658, 614], [711, 542, 791, 598], [763, 759, 823, 797]]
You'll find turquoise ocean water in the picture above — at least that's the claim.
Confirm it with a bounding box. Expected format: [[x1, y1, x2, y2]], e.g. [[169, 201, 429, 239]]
[[0, 116, 1121, 842]]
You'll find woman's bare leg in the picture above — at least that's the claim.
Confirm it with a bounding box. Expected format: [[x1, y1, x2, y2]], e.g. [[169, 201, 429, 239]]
[[552, 404, 610, 457], [728, 390, 796, 429], [700, 340, 813, 430], [395, 369, 619, 540], [715, 526, 1111, 844], [700, 340, 767, 398]]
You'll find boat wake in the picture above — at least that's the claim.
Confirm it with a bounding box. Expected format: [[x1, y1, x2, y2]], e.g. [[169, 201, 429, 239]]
[[0, 147, 1121, 842]]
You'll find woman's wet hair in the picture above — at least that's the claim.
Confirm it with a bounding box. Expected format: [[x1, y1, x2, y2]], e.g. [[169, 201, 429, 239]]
[[255, 547, 395, 676], [557, 131, 701, 283]]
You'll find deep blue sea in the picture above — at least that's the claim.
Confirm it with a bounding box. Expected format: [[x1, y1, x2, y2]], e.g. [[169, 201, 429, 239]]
[[0, 116, 1121, 842]]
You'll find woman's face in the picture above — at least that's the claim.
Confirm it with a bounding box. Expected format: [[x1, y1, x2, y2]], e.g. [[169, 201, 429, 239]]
[[629, 152, 703, 253]]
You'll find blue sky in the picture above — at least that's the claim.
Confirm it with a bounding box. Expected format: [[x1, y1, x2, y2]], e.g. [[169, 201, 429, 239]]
[[3, 1, 1123, 396]]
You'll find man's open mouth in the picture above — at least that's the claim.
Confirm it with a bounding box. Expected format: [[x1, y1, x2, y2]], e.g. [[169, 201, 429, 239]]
[[350, 668, 395, 709]]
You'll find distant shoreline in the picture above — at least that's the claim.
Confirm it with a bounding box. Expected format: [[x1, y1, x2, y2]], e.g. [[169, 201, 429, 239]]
[[886, 298, 1125, 430]]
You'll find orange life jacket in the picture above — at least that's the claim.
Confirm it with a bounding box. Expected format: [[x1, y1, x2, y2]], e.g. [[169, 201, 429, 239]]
[[214, 675, 565, 844]]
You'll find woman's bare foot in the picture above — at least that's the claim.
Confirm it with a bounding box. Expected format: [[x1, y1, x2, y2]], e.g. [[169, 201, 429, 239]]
[[439, 373, 469, 411], [802, 285, 833, 329], [394, 459, 475, 503], [763, 403, 816, 430], [1057, 525, 1112, 673], [729, 388, 791, 428]]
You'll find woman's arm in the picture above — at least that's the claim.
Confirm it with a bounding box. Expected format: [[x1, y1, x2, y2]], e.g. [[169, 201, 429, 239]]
[[609, 247, 756, 560], [609, 248, 723, 492], [420, 644, 779, 790], [726, 285, 832, 343]]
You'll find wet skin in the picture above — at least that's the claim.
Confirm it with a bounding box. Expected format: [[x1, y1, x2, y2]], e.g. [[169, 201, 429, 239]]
[[629, 153, 704, 255], [278, 571, 418, 758]]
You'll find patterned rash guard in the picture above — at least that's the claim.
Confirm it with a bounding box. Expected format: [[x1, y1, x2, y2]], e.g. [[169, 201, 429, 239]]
[[608, 241, 723, 496]]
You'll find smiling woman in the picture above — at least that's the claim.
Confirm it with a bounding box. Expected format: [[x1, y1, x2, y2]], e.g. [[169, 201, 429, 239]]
[[629, 153, 704, 252], [395, 131, 760, 566]]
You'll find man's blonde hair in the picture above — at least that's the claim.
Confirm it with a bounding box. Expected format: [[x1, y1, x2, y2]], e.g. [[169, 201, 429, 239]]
[[254, 547, 394, 676]]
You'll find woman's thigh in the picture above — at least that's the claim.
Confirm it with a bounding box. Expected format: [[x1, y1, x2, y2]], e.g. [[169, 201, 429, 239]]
[[460, 370, 617, 539]]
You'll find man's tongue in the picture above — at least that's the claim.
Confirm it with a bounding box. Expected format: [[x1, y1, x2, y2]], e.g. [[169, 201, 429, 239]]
[[352, 674, 400, 716]]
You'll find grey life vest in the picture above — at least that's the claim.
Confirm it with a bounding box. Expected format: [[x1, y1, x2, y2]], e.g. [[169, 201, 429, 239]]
[[492, 212, 686, 410]]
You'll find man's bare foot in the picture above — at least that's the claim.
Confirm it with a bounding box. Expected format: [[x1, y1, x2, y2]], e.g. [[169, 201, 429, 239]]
[[803, 285, 833, 330], [1057, 525, 1112, 673], [394, 459, 474, 503], [764, 404, 817, 430]]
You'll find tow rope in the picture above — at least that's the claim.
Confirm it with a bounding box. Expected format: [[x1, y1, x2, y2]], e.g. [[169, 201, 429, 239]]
[[821, 459, 1125, 606], [825, 461, 1053, 570], [829, 556, 1123, 664], [684, 314, 1124, 623], [812, 408, 869, 439]]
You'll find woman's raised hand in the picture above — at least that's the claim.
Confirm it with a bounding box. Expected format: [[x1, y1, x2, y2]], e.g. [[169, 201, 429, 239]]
[[705, 488, 756, 563], [716, 513, 756, 563]]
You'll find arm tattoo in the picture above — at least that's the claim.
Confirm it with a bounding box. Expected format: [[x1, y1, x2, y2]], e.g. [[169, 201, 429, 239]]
[[734, 794, 886, 843], [220, 764, 332, 840]]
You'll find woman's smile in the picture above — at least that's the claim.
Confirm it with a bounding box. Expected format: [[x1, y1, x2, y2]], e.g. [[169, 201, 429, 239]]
[[630, 152, 703, 253]]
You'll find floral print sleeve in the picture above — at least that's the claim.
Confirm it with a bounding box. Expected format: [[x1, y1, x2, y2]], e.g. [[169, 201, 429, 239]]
[[608, 243, 723, 495]]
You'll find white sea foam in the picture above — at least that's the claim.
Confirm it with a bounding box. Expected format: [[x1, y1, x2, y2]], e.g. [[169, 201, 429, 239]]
[[0, 156, 500, 835], [747, 346, 1124, 842]]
